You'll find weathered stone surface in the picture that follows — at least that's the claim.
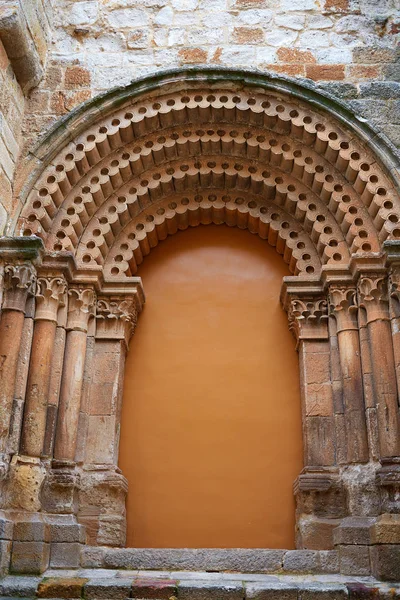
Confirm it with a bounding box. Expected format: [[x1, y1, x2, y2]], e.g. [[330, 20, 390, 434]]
[[283, 551, 319, 573], [0, 574, 41, 597], [10, 540, 50, 574], [178, 579, 244, 599], [84, 577, 132, 599], [37, 576, 88, 598], [246, 580, 298, 600], [339, 545, 371, 576], [13, 519, 50, 542], [333, 517, 374, 546], [370, 544, 400, 581], [102, 548, 285, 572], [370, 514, 400, 545], [50, 542, 81, 568], [131, 578, 179, 599]]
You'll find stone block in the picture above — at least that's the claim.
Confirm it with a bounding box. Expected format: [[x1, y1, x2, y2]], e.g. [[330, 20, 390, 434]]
[[131, 578, 178, 599], [298, 582, 347, 600], [333, 517, 374, 546], [0, 574, 41, 597], [80, 545, 105, 568], [37, 576, 88, 598], [319, 550, 339, 574], [10, 540, 50, 574], [84, 578, 133, 599], [13, 519, 50, 542], [0, 516, 13, 540], [283, 550, 319, 573], [49, 522, 85, 543], [0, 539, 11, 576], [50, 542, 81, 568], [298, 517, 340, 549], [339, 545, 371, 576], [370, 514, 400, 544], [178, 580, 244, 599], [370, 545, 400, 581], [246, 581, 298, 600]]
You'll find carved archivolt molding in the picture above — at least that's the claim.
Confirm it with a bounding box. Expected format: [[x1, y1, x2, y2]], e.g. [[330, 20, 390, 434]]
[[15, 84, 400, 279]]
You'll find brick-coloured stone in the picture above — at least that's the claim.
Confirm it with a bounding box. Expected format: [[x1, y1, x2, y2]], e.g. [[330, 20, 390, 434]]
[[65, 66, 91, 88], [306, 64, 345, 80], [178, 48, 208, 63], [37, 577, 88, 599], [131, 579, 179, 599], [233, 27, 264, 44]]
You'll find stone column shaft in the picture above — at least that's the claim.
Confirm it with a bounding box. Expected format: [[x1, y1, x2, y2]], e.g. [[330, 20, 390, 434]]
[[359, 275, 400, 459], [329, 286, 368, 464], [21, 276, 66, 458], [0, 264, 35, 454], [54, 287, 95, 462]]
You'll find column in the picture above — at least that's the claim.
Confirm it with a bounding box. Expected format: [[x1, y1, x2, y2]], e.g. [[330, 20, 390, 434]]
[[0, 264, 36, 459], [54, 286, 96, 462], [20, 275, 66, 458], [358, 274, 400, 459], [329, 285, 368, 463], [78, 293, 139, 547]]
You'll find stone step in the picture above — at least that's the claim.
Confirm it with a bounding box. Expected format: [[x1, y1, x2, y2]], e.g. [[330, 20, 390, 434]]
[[1, 571, 400, 599]]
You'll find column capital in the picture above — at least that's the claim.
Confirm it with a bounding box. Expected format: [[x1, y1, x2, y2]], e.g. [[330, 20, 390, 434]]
[[95, 295, 138, 346], [66, 286, 96, 332], [35, 276, 67, 322], [328, 285, 358, 333], [358, 274, 389, 324], [2, 263, 36, 312], [288, 297, 329, 344]]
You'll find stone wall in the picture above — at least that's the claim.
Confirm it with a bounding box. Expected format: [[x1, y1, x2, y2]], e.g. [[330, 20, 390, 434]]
[[0, 0, 53, 232], [22, 0, 400, 155]]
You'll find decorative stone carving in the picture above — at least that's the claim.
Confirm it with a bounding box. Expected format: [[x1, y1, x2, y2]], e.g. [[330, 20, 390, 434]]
[[96, 296, 138, 346], [66, 287, 96, 332], [35, 276, 67, 322], [358, 276, 389, 323], [2, 264, 36, 312], [329, 287, 358, 332], [288, 298, 329, 343]]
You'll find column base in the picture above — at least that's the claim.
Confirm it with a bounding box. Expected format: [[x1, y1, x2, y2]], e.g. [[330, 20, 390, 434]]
[[78, 466, 127, 547], [41, 460, 78, 514]]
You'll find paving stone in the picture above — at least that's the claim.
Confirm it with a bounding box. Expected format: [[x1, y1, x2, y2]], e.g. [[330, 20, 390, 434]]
[[0, 574, 41, 596], [84, 578, 133, 599], [178, 579, 245, 599], [37, 576, 88, 598], [131, 577, 178, 599], [246, 580, 299, 599]]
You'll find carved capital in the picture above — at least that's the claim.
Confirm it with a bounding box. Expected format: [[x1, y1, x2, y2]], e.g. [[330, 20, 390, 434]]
[[66, 286, 96, 332], [329, 286, 358, 333], [288, 297, 328, 343], [35, 276, 67, 322], [358, 275, 389, 324], [2, 263, 36, 312], [95, 295, 138, 346]]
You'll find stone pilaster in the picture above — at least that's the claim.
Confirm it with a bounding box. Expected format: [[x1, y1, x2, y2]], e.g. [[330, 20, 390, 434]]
[[78, 293, 139, 547], [283, 281, 345, 550]]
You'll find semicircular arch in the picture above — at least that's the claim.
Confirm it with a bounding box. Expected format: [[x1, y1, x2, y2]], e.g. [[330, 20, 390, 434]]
[[14, 68, 400, 278]]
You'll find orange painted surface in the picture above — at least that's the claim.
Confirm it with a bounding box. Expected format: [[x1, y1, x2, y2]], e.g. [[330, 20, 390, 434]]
[[119, 224, 303, 548]]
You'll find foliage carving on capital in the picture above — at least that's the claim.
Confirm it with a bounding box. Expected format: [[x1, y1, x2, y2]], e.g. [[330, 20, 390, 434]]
[[95, 296, 138, 345], [329, 286, 358, 332], [288, 297, 329, 343], [66, 287, 96, 332], [2, 263, 36, 312], [358, 275, 389, 323], [389, 273, 400, 320], [35, 276, 67, 322]]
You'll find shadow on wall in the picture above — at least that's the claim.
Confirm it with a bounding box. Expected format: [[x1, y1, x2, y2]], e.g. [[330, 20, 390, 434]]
[[119, 224, 303, 549]]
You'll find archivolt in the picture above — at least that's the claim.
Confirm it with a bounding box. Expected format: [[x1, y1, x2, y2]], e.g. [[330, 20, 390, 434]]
[[15, 70, 400, 278]]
